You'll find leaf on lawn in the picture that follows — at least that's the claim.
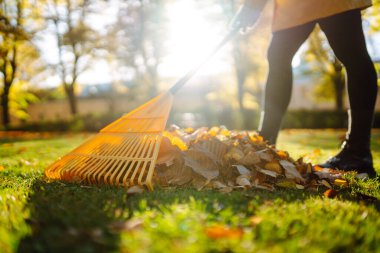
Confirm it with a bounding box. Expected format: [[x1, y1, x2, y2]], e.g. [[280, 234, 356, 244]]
[[249, 216, 263, 226], [212, 180, 227, 189], [184, 150, 219, 180], [255, 166, 278, 178], [239, 151, 261, 165], [191, 174, 208, 190], [162, 131, 188, 151], [236, 175, 251, 187], [127, 185, 144, 195], [276, 150, 289, 159], [224, 147, 244, 161], [334, 179, 348, 187], [17, 147, 28, 154], [108, 219, 143, 232], [279, 160, 304, 182], [155, 162, 193, 186], [219, 186, 233, 194], [323, 189, 338, 198], [205, 225, 244, 239], [156, 136, 182, 166], [0, 165, 4, 171], [256, 150, 273, 162], [276, 179, 297, 188], [320, 179, 333, 189], [233, 165, 251, 175], [264, 161, 282, 174]]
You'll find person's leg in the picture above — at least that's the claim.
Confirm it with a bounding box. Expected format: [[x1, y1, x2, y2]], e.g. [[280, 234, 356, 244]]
[[318, 9, 378, 177], [259, 22, 315, 144]]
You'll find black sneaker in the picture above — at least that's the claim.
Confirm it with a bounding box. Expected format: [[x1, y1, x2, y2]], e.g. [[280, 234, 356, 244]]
[[318, 142, 377, 178]]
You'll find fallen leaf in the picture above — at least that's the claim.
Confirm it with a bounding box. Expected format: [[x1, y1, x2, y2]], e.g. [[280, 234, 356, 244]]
[[219, 186, 233, 194], [320, 179, 332, 189], [224, 147, 244, 161], [334, 179, 348, 187], [257, 150, 273, 162], [236, 175, 251, 187], [184, 150, 219, 180], [276, 150, 288, 159], [108, 219, 143, 232], [323, 189, 338, 198], [233, 165, 251, 175], [276, 179, 297, 188], [249, 216, 263, 226], [205, 225, 243, 239], [17, 147, 28, 153], [127, 185, 144, 194], [239, 151, 261, 165], [264, 162, 282, 174], [212, 180, 227, 189], [0, 165, 4, 171], [255, 166, 278, 178], [279, 160, 304, 182]]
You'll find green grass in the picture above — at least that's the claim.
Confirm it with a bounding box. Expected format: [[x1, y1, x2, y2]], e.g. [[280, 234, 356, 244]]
[[0, 130, 379, 253]]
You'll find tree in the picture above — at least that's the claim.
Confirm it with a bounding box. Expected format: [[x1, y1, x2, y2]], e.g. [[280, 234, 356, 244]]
[[217, 0, 271, 128], [45, 0, 100, 115], [303, 27, 346, 111], [0, 0, 41, 128], [105, 0, 167, 99]]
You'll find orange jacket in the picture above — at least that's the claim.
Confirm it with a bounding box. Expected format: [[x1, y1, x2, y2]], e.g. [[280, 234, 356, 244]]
[[272, 0, 372, 31]]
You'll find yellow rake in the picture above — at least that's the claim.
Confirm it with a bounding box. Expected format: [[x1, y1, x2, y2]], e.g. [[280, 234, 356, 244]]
[[45, 28, 237, 190]]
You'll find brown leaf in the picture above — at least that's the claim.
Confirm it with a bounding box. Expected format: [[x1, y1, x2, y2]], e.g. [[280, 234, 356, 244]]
[[320, 179, 333, 189], [224, 147, 244, 161], [239, 151, 261, 166], [279, 160, 304, 182], [155, 162, 193, 186], [257, 150, 274, 162], [276, 179, 297, 188], [233, 165, 251, 175], [323, 189, 338, 198], [184, 150, 219, 180], [156, 137, 182, 166], [127, 185, 144, 195], [211, 180, 228, 189], [236, 175, 251, 187], [264, 162, 282, 174], [108, 219, 143, 232], [255, 166, 278, 178], [219, 186, 233, 194]]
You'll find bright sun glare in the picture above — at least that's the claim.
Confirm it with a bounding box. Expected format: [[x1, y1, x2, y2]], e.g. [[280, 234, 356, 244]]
[[159, 1, 232, 78]]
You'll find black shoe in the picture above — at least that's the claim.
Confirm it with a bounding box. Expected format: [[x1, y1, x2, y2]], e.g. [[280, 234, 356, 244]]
[[318, 141, 377, 178]]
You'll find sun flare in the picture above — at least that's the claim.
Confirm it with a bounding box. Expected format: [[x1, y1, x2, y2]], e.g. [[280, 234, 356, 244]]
[[160, 1, 232, 78]]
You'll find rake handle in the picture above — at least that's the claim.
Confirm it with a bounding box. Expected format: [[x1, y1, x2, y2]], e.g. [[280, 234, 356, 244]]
[[169, 27, 239, 94]]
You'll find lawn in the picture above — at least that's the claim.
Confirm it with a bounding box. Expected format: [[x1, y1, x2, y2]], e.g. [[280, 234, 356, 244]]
[[0, 129, 379, 253]]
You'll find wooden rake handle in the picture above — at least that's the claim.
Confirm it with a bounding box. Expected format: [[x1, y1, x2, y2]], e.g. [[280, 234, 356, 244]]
[[169, 27, 240, 94]]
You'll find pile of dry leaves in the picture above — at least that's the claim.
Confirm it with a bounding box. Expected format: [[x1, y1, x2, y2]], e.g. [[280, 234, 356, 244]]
[[153, 126, 347, 193]]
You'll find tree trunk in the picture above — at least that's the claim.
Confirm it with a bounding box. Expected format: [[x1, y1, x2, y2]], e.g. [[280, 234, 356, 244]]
[[332, 58, 344, 112], [66, 85, 78, 115], [1, 84, 10, 129]]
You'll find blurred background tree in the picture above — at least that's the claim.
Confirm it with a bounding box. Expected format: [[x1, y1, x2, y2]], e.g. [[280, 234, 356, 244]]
[[0, 0, 44, 129], [1, 0, 379, 131], [44, 0, 101, 116]]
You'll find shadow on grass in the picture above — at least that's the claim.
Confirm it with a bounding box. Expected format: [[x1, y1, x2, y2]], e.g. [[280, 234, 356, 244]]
[[17, 178, 379, 253], [17, 179, 129, 253]]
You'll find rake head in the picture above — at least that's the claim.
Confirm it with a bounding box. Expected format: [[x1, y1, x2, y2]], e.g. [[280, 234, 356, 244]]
[[45, 93, 174, 190]]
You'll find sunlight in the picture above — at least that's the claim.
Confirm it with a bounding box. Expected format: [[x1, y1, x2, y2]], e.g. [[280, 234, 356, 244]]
[[160, 1, 231, 78]]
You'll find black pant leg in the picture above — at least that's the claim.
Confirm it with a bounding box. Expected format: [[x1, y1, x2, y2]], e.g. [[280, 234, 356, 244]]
[[259, 22, 315, 144]]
